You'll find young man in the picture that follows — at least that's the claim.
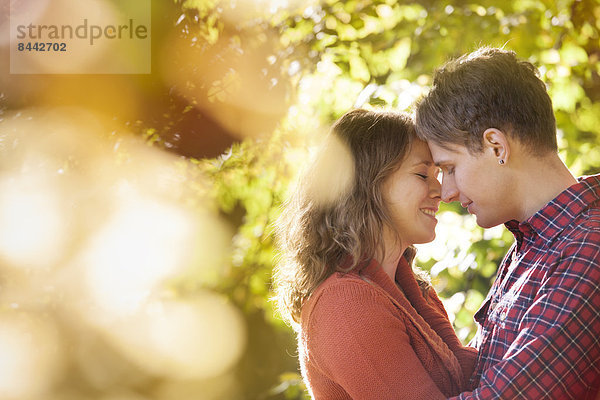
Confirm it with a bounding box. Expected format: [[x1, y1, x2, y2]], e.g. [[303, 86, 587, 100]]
[[415, 47, 600, 399]]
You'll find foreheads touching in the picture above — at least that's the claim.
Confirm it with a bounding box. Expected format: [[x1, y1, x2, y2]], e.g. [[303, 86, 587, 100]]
[[414, 46, 557, 157]]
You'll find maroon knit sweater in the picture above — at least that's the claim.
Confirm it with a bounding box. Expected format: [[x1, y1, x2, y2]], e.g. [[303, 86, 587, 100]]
[[299, 257, 477, 399]]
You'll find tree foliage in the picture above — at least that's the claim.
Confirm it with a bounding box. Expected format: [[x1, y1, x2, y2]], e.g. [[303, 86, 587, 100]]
[[169, 0, 600, 398], [2, 0, 599, 399]]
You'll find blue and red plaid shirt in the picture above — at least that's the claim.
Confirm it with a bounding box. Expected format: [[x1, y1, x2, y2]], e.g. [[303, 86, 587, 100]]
[[452, 174, 600, 400]]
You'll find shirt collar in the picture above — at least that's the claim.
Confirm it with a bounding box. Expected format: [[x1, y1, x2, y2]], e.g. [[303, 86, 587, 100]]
[[505, 174, 600, 247]]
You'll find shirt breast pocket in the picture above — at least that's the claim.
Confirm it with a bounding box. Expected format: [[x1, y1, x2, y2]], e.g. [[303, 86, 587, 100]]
[[487, 295, 528, 342]]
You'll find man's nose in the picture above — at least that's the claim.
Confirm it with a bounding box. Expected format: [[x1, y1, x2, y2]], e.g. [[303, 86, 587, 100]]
[[441, 177, 459, 203]]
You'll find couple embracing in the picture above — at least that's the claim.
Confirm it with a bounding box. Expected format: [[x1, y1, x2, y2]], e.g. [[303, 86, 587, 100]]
[[275, 47, 600, 399]]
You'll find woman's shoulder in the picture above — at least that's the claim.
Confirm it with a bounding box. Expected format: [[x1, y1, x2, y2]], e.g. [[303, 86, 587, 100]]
[[301, 270, 396, 325], [312, 270, 382, 302]]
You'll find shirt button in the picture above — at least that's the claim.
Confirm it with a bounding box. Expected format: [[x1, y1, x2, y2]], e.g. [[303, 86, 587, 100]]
[[500, 312, 507, 321]]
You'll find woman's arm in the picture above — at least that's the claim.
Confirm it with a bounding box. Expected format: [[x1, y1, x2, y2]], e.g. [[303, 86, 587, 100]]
[[427, 289, 478, 384], [304, 280, 447, 400]]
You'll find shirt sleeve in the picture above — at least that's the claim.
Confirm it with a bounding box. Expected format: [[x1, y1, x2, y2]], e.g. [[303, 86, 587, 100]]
[[306, 280, 446, 400], [451, 233, 600, 399]]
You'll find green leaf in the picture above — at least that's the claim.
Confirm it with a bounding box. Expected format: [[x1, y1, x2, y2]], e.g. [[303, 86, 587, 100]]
[[388, 37, 411, 71], [349, 54, 371, 81]]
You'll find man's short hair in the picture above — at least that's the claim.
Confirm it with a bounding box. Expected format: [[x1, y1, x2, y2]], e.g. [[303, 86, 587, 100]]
[[415, 47, 557, 155]]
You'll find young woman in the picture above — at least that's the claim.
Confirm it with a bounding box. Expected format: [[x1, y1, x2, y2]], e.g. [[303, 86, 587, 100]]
[[274, 109, 476, 399]]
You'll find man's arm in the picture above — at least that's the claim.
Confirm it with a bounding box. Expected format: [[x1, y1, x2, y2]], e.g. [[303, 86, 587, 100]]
[[451, 234, 600, 399]]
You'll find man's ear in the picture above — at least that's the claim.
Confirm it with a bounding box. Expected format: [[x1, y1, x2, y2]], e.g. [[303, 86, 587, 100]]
[[482, 128, 510, 164]]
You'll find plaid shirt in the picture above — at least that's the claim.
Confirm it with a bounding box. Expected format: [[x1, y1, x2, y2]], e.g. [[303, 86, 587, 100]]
[[452, 174, 600, 400]]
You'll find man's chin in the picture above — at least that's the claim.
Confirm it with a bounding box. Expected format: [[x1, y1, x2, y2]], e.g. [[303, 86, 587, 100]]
[[475, 215, 504, 229]]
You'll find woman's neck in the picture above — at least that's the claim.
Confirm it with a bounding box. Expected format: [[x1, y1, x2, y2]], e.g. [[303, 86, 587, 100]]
[[377, 228, 406, 281]]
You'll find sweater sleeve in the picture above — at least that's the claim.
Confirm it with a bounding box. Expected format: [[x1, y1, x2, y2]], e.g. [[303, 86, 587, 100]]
[[305, 280, 446, 400], [427, 290, 478, 384]]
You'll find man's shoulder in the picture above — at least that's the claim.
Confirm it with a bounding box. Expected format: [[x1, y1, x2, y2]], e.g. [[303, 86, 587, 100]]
[[586, 205, 600, 222], [565, 205, 600, 237], [553, 207, 600, 261]]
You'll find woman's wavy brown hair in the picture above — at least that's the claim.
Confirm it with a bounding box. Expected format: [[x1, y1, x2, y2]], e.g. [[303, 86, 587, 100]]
[[274, 108, 430, 326]]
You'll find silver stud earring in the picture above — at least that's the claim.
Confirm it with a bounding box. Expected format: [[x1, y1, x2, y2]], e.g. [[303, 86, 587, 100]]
[[499, 159, 505, 165]]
